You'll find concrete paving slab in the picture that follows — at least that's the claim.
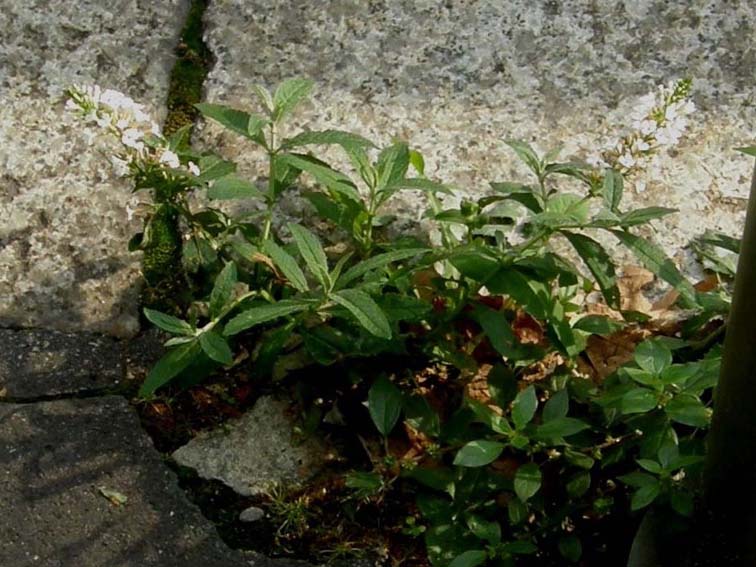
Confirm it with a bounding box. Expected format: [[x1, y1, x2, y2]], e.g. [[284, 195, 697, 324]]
[[0, 328, 123, 400], [0, 396, 250, 567], [200, 0, 755, 270], [0, 0, 190, 337]]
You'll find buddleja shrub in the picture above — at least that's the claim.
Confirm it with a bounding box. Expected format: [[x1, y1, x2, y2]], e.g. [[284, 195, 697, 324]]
[[68, 79, 724, 565]]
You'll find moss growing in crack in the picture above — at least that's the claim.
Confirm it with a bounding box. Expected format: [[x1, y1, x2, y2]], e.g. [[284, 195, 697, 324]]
[[141, 0, 211, 313]]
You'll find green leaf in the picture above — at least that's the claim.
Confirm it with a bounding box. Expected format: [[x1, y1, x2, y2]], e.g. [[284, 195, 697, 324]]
[[567, 471, 591, 498], [543, 389, 569, 422], [487, 364, 518, 410], [620, 207, 677, 227], [453, 440, 505, 467], [450, 246, 502, 284], [378, 177, 454, 205], [139, 340, 202, 396], [508, 498, 528, 525], [199, 330, 233, 365], [223, 300, 311, 336], [602, 169, 623, 212], [534, 417, 589, 440], [512, 386, 538, 430], [195, 103, 267, 142], [263, 240, 309, 292], [337, 248, 428, 288], [573, 315, 625, 335], [620, 388, 658, 414], [376, 142, 410, 190], [665, 394, 711, 427], [409, 148, 425, 175], [631, 482, 661, 510], [489, 182, 542, 212], [279, 153, 361, 203], [505, 140, 541, 177], [671, 490, 695, 517], [143, 308, 194, 336], [514, 463, 542, 501], [368, 376, 403, 436], [466, 515, 501, 544], [196, 155, 237, 183], [449, 550, 487, 567], [331, 289, 392, 338], [609, 230, 697, 307], [634, 339, 673, 376], [736, 146, 756, 157], [272, 78, 314, 123], [209, 262, 237, 318], [562, 231, 621, 310], [486, 268, 550, 320], [208, 175, 263, 200], [559, 535, 583, 563], [288, 223, 330, 288], [281, 129, 374, 150], [619, 471, 658, 488], [636, 459, 662, 474]]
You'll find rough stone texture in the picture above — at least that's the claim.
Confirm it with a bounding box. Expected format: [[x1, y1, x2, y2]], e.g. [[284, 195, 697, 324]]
[[0, 0, 190, 337], [0, 328, 123, 400], [172, 396, 327, 496], [200, 0, 755, 273], [0, 396, 251, 566]]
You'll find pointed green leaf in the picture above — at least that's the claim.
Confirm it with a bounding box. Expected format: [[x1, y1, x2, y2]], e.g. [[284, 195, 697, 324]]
[[368, 376, 403, 436], [453, 440, 505, 467], [378, 177, 454, 206], [634, 339, 673, 376], [562, 231, 621, 310], [449, 550, 487, 567], [665, 394, 711, 427], [512, 385, 538, 430], [199, 330, 233, 365], [195, 103, 267, 142], [209, 262, 237, 318], [514, 463, 542, 501], [505, 140, 541, 177], [139, 340, 202, 396], [535, 417, 589, 440], [331, 289, 391, 338], [336, 248, 429, 288], [631, 482, 661, 510], [223, 300, 311, 336], [620, 388, 658, 414], [263, 240, 309, 292], [620, 207, 677, 227], [273, 78, 314, 123], [376, 142, 410, 191], [279, 153, 361, 203], [609, 230, 697, 307], [143, 308, 194, 336], [736, 146, 756, 157], [208, 175, 263, 200], [288, 223, 330, 288], [602, 169, 623, 211], [465, 515, 501, 544], [543, 389, 569, 422]]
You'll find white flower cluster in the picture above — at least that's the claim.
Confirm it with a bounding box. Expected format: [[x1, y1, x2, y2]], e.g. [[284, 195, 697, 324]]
[[588, 79, 695, 176], [66, 85, 200, 179]]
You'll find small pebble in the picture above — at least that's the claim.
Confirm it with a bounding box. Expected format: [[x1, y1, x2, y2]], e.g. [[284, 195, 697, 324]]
[[239, 506, 265, 523]]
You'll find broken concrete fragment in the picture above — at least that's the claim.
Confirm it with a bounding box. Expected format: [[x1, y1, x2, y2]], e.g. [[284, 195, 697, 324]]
[[172, 396, 327, 496]]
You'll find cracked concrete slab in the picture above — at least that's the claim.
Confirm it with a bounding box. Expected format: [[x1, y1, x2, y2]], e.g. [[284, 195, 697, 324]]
[[200, 0, 755, 272], [0, 396, 251, 566], [0, 0, 190, 338]]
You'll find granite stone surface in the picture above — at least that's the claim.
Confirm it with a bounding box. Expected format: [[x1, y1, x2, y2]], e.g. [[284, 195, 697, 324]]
[[0, 328, 123, 400], [172, 396, 328, 497], [199, 0, 755, 273], [0, 396, 251, 566], [0, 0, 190, 337]]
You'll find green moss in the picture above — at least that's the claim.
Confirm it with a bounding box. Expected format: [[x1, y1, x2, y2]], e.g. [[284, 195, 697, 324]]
[[141, 0, 211, 313], [163, 0, 212, 138]]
